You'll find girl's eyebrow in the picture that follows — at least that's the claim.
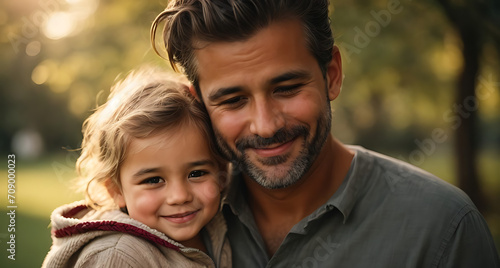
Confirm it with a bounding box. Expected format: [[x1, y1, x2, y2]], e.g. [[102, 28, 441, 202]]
[[133, 167, 160, 178], [132, 160, 215, 178], [188, 159, 216, 168]]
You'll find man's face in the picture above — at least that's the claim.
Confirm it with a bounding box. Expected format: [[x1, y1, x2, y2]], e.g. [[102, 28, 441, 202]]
[[194, 19, 341, 189]]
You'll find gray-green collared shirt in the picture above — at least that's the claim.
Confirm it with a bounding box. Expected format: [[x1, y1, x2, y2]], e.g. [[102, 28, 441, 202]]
[[222, 146, 500, 267]]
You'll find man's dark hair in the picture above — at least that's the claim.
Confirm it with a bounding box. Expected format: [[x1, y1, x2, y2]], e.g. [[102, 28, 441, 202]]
[[151, 0, 334, 98]]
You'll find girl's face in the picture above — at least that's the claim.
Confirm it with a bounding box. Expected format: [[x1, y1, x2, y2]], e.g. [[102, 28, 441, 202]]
[[115, 123, 222, 245]]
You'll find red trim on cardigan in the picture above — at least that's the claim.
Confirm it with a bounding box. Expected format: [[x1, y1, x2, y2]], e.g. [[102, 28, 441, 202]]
[[62, 205, 88, 218], [55, 221, 180, 252]]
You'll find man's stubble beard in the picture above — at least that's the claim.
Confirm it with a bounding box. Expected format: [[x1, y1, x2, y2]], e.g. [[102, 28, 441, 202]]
[[214, 100, 332, 189]]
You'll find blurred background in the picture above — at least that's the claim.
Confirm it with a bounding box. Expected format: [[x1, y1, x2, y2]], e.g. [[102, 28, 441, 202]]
[[0, 0, 499, 267]]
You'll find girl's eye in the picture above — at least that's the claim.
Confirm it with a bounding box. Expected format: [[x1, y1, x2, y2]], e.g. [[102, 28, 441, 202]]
[[142, 176, 164, 184], [188, 170, 208, 179]]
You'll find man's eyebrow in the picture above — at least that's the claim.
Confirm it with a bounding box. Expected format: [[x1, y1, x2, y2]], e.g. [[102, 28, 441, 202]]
[[270, 70, 311, 85], [208, 86, 242, 102], [133, 167, 160, 178], [207, 71, 311, 102]]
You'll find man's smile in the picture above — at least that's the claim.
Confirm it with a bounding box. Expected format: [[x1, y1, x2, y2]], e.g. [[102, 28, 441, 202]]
[[251, 138, 297, 158]]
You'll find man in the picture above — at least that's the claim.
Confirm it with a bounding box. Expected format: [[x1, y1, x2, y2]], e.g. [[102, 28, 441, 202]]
[[151, 0, 500, 267]]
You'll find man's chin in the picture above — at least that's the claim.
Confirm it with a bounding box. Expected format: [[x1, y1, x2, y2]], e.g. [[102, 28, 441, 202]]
[[244, 162, 301, 189], [253, 176, 299, 190]]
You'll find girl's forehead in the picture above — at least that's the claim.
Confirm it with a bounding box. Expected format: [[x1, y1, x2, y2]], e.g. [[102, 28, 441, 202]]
[[126, 123, 208, 154], [119, 124, 218, 177]]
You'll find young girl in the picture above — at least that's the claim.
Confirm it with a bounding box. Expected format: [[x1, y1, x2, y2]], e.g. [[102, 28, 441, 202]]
[[42, 68, 231, 268]]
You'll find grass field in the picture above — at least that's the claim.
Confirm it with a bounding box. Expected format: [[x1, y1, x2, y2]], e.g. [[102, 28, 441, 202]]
[[0, 150, 498, 267], [0, 154, 83, 268]]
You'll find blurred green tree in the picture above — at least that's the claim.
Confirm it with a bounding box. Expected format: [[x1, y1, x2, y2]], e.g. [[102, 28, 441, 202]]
[[434, 0, 500, 212], [332, 0, 499, 212], [0, 0, 498, 209], [1, 0, 168, 155]]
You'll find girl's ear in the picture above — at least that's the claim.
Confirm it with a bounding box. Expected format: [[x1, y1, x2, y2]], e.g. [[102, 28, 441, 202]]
[[105, 179, 126, 208], [218, 162, 230, 191], [188, 84, 201, 101]]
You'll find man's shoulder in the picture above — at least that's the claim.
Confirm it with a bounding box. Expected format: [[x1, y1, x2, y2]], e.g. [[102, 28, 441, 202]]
[[349, 146, 475, 213]]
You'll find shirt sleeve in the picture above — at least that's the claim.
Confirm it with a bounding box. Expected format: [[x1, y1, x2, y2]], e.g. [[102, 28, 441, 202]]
[[436, 206, 500, 268]]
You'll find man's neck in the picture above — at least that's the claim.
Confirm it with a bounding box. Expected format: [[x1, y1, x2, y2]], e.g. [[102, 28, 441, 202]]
[[242, 136, 354, 257], [244, 135, 354, 256]]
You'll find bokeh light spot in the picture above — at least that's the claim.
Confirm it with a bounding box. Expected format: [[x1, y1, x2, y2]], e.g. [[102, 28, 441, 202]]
[[43, 12, 75, 40], [32, 64, 49, 85], [26, 41, 42, 56]]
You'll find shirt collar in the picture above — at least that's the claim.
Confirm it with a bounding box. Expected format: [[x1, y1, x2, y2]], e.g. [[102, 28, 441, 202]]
[[222, 165, 253, 222], [222, 146, 374, 226], [325, 146, 374, 223]]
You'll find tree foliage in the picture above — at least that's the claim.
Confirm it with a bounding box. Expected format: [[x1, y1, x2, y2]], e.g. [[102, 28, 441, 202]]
[[0, 0, 498, 205]]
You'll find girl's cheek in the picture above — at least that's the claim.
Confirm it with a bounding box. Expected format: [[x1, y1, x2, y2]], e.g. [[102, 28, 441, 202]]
[[132, 190, 160, 208], [196, 180, 221, 201]]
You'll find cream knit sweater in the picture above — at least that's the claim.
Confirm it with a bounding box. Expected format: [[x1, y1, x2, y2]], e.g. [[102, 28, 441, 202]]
[[42, 201, 231, 268]]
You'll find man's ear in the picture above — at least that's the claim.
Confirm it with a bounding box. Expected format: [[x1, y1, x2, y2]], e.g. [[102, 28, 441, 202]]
[[105, 179, 126, 208], [326, 46, 343, 101]]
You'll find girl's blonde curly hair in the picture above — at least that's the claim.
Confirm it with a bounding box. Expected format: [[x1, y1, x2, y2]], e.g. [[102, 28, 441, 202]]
[[75, 67, 225, 210]]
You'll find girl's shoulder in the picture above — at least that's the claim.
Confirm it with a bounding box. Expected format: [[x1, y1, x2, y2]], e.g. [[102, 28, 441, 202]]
[[75, 232, 171, 267]]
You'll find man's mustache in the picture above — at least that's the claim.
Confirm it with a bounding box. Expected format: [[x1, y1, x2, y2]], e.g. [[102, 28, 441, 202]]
[[235, 125, 309, 152]]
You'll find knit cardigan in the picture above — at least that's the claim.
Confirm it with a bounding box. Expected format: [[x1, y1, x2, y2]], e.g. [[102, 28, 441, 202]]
[[42, 201, 231, 268]]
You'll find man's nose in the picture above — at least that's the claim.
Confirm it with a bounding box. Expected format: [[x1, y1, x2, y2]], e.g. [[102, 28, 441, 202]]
[[249, 99, 285, 138]]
